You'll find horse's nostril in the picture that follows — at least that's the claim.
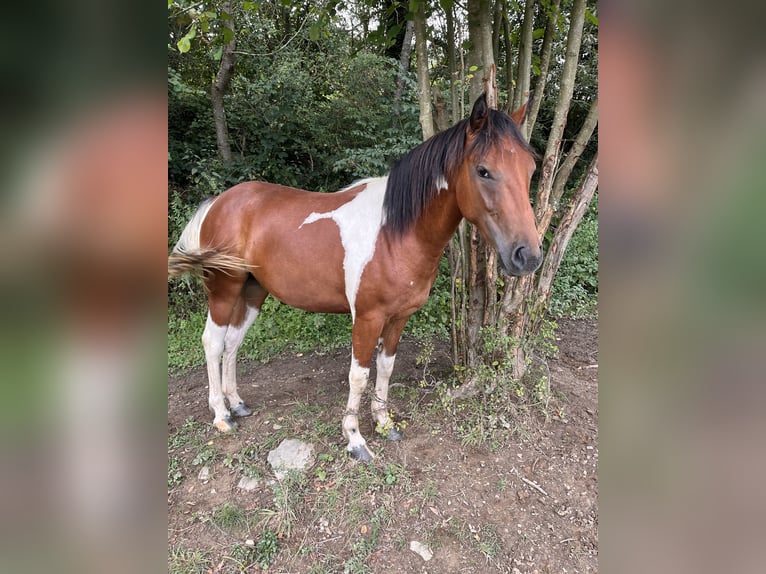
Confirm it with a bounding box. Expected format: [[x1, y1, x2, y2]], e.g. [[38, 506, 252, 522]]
[[512, 244, 528, 268]]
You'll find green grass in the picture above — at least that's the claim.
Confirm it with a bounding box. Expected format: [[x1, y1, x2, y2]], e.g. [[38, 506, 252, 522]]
[[168, 546, 210, 574], [212, 502, 248, 531]]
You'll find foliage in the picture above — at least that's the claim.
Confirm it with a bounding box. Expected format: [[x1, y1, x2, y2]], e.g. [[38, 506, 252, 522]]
[[167, 0, 597, 371], [435, 319, 558, 449], [549, 195, 598, 318]]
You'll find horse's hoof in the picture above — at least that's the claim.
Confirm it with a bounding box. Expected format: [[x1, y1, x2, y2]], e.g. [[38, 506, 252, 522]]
[[348, 444, 374, 463], [384, 427, 403, 442], [214, 417, 238, 433], [231, 403, 253, 417]]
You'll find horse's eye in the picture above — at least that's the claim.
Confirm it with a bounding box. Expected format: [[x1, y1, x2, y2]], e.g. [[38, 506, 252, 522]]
[[477, 166, 492, 179]]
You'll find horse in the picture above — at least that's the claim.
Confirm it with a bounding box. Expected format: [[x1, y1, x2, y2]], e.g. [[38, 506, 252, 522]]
[[168, 93, 542, 461]]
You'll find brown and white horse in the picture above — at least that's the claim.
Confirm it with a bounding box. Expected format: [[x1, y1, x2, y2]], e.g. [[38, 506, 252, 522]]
[[168, 94, 542, 461]]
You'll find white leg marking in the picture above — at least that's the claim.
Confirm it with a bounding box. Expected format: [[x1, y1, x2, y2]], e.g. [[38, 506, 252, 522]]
[[222, 306, 259, 409], [299, 177, 387, 322], [372, 351, 397, 427], [201, 312, 230, 427], [343, 356, 371, 451]]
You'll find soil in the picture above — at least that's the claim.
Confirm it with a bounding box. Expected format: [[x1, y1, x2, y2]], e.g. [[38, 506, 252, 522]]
[[168, 317, 598, 573]]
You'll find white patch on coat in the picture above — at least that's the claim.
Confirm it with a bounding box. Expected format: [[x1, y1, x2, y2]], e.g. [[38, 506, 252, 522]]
[[300, 177, 387, 322], [435, 175, 448, 191], [174, 196, 218, 253]]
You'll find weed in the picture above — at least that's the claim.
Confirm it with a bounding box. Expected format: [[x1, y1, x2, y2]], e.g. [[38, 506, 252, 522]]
[[222, 445, 262, 478], [168, 546, 210, 574], [224, 544, 256, 572], [192, 443, 218, 467], [212, 502, 248, 532], [255, 529, 280, 569], [270, 471, 308, 536], [168, 455, 184, 488]]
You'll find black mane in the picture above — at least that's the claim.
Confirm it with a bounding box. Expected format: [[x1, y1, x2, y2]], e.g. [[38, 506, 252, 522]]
[[383, 108, 535, 236]]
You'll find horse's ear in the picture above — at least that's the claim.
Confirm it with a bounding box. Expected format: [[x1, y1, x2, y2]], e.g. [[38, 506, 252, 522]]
[[509, 91, 533, 125], [469, 93, 489, 131]]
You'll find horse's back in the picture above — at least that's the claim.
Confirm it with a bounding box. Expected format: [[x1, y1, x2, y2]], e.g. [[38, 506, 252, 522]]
[[200, 181, 369, 313]]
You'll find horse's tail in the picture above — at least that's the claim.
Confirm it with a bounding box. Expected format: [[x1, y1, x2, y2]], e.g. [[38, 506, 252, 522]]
[[168, 197, 250, 279], [168, 249, 250, 279]]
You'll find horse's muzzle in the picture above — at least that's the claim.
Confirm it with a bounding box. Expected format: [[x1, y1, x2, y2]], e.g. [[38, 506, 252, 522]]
[[500, 242, 543, 276]]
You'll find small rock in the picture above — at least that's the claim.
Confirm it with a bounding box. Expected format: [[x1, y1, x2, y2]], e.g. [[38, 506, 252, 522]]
[[197, 466, 210, 481], [409, 540, 433, 562], [267, 439, 315, 480], [245, 539, 255, 546], [237, 476, 259, 491]]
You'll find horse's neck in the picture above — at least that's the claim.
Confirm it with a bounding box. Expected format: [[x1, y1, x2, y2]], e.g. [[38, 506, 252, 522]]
[[410, 185, 463, 260]]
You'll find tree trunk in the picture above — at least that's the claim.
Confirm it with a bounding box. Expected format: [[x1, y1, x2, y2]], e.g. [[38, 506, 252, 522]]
[[466, 0, 494, 103], [450, 0, 594, 391], [211, 2, 236, 164], [512, 0, 536, 115], [413, 2, 434, 140], [537, 96, 598, 233], [535, 155, 598, 308], [526, 0, 560, 137], [502, 11, 515, 107], [535, 0, 587, 221], [449, 0, 499, 395], [446, 4, 461, 125], [432, 86, 449, 132], [393, 20, 415, 118]]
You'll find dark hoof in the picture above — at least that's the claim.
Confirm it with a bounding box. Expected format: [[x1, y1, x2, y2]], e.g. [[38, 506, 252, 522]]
[[384, 427, 403, 442], [231, 403, 253, 417], [348, 444, 374, 463], [214, 417, 238, 433]]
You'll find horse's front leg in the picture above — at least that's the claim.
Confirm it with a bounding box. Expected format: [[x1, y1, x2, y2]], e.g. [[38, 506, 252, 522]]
[[343, 316, 383, 462], [371, 317, 409, 441]]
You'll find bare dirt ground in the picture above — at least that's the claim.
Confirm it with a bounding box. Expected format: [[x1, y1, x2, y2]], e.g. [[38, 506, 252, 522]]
[[168, 318, 598, 573]]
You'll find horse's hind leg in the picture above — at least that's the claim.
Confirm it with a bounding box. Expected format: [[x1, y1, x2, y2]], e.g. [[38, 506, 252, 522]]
[[202, 275, 248, 432], [202, 310, 236, 432], [221, 278, 268, 417]]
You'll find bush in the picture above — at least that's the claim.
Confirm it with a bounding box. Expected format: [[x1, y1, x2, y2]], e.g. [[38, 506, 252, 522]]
[[549, 196, 598, 318]]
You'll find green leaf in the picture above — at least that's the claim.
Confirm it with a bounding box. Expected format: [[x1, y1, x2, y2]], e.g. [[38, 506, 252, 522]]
[[176, 24, 196, 54], [309, 22, 320, 42], [585, 8, 599, 26], [222, 26, 234, 43]]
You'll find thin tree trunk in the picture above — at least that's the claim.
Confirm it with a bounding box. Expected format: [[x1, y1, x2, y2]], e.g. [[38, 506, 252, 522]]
[[535, 155, 598, 305], [535, 0, 587, 227], [551, 96, 598, 205], [467, 0, 494, 103], [527, 0, 560, 137], [211, 1, 236, 164], [502, 11, 515, 108], [413, 2, 434, 140], [537, 96, 598, 233], [449, 0, 498, 395], [512, 0, 536, 114], [446, 4, 461, 125], [393, 20, 415, 118], [432, 86, 449, 132]]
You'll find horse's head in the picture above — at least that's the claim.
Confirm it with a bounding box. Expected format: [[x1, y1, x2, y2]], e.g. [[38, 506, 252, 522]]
[[455, 94, 542, 276]]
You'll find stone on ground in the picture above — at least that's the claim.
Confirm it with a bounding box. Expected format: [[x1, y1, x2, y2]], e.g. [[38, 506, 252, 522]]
[[267, 438, 315, 480], [409, 540, 433, 561]]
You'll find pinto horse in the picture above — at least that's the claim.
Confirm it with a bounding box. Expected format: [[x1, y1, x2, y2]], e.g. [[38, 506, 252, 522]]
[[168, 93, 542, 461]]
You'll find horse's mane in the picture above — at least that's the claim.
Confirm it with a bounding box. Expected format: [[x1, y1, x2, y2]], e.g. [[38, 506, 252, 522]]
[[383, 108, 536, 236]]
